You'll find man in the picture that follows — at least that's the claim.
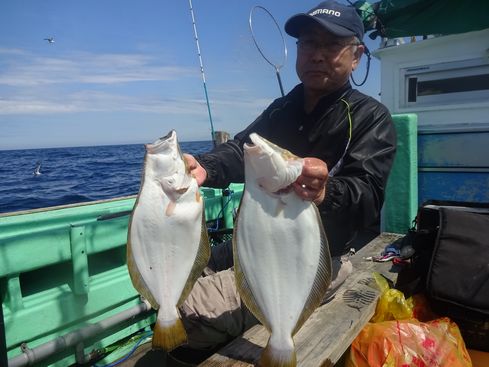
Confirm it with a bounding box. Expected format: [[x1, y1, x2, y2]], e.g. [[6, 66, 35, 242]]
[[179, 0, 396, 352]]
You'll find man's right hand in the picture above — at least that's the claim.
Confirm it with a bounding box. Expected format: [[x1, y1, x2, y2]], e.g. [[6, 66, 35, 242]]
[[184, 154, 207, 186], [292, 157, 329, 206]]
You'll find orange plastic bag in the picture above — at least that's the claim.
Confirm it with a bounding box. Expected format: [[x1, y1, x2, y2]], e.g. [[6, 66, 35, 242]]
[[346, 273, 472, 367], [346, 317, 472, 367]]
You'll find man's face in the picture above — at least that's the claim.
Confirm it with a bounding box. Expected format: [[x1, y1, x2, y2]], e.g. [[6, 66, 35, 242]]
[[296, 24, 363, 96]]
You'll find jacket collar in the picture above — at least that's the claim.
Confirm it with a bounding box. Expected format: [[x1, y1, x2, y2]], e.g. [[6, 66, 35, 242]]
[[287, 82, 352, 113]]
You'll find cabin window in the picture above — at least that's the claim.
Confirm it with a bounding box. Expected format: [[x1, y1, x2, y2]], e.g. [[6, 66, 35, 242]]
[[402, 58, 489, 107], [417, 74, 489, 96]]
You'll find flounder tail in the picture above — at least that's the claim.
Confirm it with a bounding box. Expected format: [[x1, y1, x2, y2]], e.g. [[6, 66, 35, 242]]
[[260, 341, 297, 367], [152, 317, 187, 351]]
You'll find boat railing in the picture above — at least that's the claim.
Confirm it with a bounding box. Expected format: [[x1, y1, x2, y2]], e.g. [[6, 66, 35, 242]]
[[0, 183, 244, 367]]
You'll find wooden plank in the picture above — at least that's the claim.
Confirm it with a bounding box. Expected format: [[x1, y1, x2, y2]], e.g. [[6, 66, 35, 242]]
[[199, 232, 403, 367]]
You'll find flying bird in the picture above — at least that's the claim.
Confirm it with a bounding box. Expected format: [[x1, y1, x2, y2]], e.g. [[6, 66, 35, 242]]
[[44, 37, 55, 44]]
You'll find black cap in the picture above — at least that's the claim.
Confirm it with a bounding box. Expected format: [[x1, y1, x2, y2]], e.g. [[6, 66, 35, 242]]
[[285, 0, 364, 40]]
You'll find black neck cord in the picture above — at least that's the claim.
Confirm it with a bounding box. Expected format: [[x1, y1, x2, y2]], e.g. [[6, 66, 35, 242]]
[[351, 44, 371, 87]]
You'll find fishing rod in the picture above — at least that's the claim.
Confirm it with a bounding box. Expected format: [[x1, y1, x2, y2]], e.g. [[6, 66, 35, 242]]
[[188, 0, 216, 146]]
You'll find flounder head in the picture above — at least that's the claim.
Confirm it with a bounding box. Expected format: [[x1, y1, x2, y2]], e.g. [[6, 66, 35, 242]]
[[145, 130, 185, 177], [244, 133, 303, 193], [144, 130, 193, 195]]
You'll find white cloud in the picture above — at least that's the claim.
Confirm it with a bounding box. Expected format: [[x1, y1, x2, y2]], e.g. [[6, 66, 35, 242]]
[[0, 99, 77, 114], [0, 92, 208, 115], [0, 91, 269, 117], [0, 48, 271, 129], [0, 51, 197, 87], [0, 47, 27, 55]]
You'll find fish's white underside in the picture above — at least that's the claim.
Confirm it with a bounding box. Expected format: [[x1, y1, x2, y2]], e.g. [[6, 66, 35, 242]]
[[236, 186, 321, 341], [236, 133, 325, 347], [130, 154, 202, 323]]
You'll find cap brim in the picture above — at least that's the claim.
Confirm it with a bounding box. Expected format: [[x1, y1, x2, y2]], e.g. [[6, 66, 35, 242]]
[[284, 14, 356, 38]]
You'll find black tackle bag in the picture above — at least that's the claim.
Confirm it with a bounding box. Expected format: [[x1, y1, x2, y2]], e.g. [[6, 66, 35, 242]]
[[396, 200, 489, 352]]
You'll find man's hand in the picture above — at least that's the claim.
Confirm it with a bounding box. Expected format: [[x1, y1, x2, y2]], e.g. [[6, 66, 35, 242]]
[[184, 154, 207, 186], [292, 157, 329, 205]]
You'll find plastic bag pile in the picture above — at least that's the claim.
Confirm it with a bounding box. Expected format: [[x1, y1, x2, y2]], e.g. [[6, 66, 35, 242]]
[[346, 273, 472, 367]]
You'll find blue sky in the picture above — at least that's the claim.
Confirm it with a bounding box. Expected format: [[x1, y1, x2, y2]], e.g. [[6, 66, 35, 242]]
[[0, 0, 382, 150]]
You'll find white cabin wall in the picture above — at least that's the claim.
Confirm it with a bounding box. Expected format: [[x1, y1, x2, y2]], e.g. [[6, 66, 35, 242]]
[[374, 28, 489, 204], [373, 28, 489, 128]]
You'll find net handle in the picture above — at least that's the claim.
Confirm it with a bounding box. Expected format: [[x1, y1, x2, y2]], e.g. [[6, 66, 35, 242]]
[[249, 5, 288, 96]]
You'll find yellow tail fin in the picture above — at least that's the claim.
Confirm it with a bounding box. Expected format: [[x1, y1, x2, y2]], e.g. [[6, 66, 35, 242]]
[[260, 342, 297, 367], [152, 317, 187, 351]]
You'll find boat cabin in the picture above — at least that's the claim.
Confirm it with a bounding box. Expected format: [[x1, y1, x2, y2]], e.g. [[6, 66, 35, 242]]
[[374, 28, 489, 204]]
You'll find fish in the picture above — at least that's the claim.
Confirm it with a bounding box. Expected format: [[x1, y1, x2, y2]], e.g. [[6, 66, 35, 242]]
[[233, 133, 332, 367], [127, 130, 210, 351]]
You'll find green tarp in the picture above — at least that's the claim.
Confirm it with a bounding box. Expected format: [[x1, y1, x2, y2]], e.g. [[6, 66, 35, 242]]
[[357, 0, 489, 39]]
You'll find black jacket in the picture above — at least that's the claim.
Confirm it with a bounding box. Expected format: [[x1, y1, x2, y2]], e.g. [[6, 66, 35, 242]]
[[197, 82, 397, 256]]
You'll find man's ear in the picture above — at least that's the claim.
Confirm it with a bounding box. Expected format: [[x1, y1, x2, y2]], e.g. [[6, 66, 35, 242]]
[[352, 44, 365, 71]]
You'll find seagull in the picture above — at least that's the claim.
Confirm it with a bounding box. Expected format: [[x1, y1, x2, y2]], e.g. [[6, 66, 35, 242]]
[[33, 161, 42, 176], [44, 37, 55, 44]]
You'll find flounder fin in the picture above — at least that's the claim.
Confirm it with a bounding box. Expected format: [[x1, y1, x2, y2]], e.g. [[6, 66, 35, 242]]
[[260, 342, 297, 367], [275, 200, 286, 216], [292, 206, 332, 335], [175, 187, 189, 195], [126, 231, 159, 309], [165, 201, 176, 216], [126, 160, 159, 309], [232, 210, 271, 331], [177, 206, 211, 306], [152, 316, 187, 351]]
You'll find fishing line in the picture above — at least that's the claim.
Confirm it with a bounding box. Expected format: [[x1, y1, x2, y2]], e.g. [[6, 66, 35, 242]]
[[188, 0, 216, 146], [249, 6, 288, 97], [207, 188, 235, 232], [92, 331, 153, 367]]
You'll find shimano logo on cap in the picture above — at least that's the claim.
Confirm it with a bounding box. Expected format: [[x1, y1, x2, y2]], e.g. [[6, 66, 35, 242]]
[[309, 8, 341, 17]]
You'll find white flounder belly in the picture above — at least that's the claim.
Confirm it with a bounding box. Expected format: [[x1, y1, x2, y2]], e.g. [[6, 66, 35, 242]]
[[235, 186, 322, 335], [129, 179, 203, 320]]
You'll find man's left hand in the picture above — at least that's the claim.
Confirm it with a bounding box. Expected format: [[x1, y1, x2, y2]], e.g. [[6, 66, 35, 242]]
[[293, 157, 329, 205]]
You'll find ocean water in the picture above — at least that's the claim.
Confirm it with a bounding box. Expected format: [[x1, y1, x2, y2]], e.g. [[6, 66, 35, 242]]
[[0, 141, 214, 214]]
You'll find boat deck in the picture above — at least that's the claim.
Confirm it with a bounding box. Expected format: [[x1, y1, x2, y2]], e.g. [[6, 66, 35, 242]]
[[111, 232, 401, 367]]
